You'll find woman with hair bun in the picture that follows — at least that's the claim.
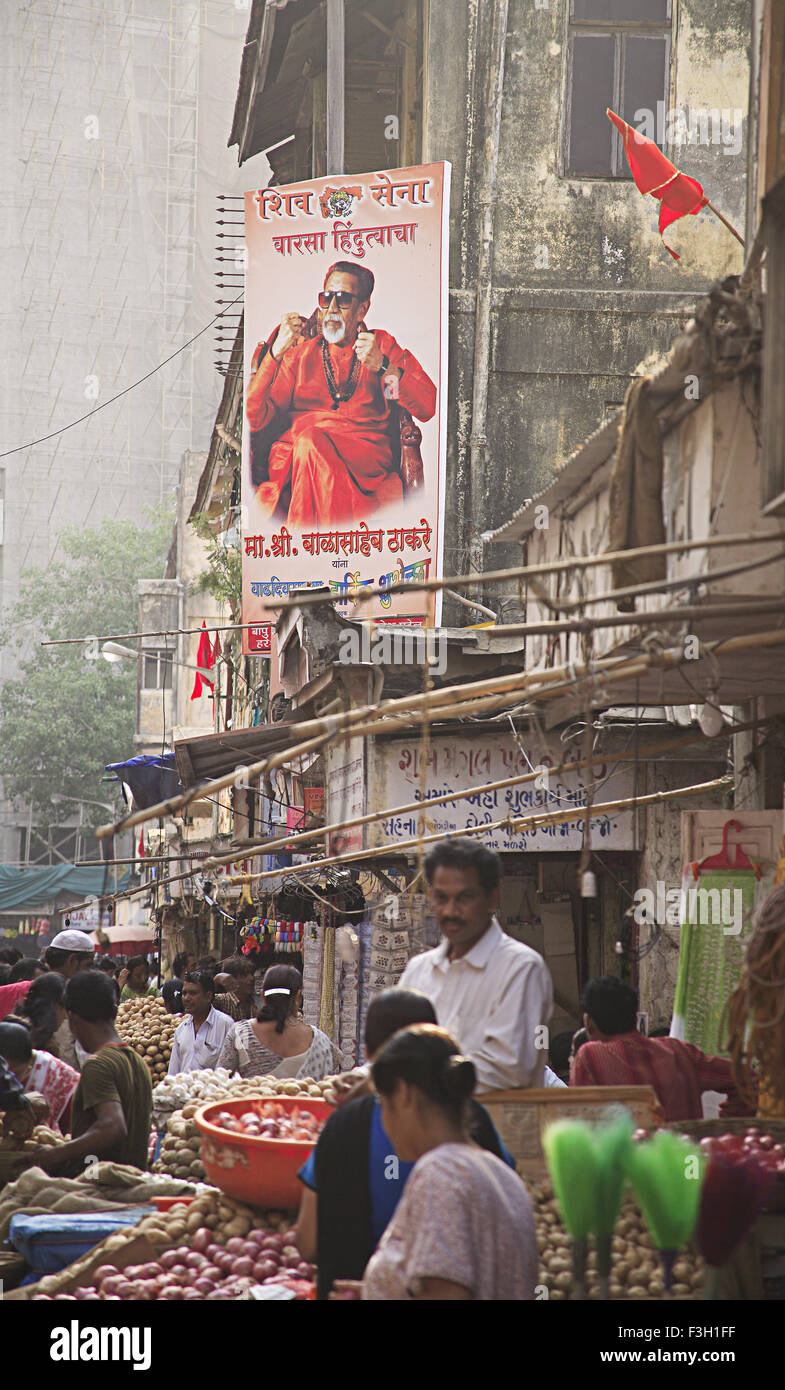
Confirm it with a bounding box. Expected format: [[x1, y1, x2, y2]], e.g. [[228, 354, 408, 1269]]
[[360, 1025, 537, 1301], [218, 964, 339, 1080]]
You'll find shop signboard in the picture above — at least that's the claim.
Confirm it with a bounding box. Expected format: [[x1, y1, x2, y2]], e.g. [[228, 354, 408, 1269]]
[[369, 733, 636, 852]]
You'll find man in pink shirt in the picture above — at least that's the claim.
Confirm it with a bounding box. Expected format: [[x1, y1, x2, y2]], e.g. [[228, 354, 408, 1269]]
[[572, 976, 754, 1121]]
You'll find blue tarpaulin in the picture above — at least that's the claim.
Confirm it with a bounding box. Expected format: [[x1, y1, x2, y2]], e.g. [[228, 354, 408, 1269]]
[[10, 1209, 156, 1273], [0, 866, 116, 914], [105, 752, 183, 809]]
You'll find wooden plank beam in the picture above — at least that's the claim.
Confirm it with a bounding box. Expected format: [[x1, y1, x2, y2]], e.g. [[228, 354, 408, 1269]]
[[326, 0, 345, 175], [401, 0, 419, 165]]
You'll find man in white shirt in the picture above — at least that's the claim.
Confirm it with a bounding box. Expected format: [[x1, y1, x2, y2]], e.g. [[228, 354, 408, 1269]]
[[397, 839, 553, 1092], [168, 971, 234, 1075]]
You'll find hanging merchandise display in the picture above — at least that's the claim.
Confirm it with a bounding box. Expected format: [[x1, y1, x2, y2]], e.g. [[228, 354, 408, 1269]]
[[240, 915, 307, 958], [318, 928, 337, 1041], [671, 821, 770, 1056], [274, 879, 315, 923]]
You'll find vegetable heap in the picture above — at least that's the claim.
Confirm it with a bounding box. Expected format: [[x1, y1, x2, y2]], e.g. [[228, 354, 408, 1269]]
[[26, 1191, 316, 1301], [31, 1227, 314, 1302], [212, 1102, 325, 1143], [116, 997, 178, 1082], [530, 1180, 705, 1299]]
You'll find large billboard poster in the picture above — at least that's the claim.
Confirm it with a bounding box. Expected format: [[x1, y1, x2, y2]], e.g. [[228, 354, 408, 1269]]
[[241, 162, 450, 652]]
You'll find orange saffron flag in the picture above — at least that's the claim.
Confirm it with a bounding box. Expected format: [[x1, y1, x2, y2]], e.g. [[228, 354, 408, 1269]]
[[607, 109, 709, 260], [191, 621, 215, 700]]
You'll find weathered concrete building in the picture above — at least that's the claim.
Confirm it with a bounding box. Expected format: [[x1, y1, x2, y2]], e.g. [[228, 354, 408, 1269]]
[[229, 0, 752, 605]]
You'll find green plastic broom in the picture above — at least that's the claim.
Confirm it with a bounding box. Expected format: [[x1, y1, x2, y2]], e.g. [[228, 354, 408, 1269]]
[[625, 1130, 706, 1292], [542, 1119, 600, 1298]]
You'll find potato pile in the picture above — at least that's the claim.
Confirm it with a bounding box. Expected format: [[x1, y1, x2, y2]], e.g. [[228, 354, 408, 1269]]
[[116, 997, 178, 1081], [0, 1121, 62, 1153], [133, 1190, 290, 1254], [530, 1180, 705, 1300], [155, 1114, 207, 1181]]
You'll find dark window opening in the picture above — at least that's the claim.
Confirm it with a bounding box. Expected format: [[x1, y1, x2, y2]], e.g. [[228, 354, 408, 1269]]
[[564, 0, 671, 178]]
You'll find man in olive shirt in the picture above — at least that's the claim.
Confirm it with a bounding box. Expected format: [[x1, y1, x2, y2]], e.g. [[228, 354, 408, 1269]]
[[30, 970, 152, 1176]]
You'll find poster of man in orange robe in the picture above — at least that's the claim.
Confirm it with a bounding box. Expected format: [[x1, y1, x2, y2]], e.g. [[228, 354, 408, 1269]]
[[246, 260, 437, 528], [241, 163, 450, 651]]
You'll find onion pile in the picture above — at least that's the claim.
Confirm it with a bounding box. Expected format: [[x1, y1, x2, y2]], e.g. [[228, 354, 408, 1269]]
[[694, 1126, 785, 1173], [31, 1226, 316, 1301], [153, 1072, 358, 1180], [529, 1180, 704, 1300], [212, 1102, 325, 1142], [116, 998, 178, 1082]]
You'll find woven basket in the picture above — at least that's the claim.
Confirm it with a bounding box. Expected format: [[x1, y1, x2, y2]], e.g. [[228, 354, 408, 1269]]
[[664, 1118, 785, 1142]]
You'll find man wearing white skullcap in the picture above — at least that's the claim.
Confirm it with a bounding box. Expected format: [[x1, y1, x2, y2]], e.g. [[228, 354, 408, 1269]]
[[44, 928, 95, 1068]]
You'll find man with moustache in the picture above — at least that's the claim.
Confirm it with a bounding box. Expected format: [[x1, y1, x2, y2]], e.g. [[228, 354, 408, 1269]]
[[246, 260, 436, 527], [396, 839, 554, 1092]]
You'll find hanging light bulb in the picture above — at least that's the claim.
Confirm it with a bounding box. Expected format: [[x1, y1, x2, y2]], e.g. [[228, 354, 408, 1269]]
[[698, 693, 725, 739], [580, 870, 597, 898]]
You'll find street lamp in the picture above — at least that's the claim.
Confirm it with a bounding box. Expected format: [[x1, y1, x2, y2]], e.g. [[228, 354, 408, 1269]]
[[100, 641, 217, 682]]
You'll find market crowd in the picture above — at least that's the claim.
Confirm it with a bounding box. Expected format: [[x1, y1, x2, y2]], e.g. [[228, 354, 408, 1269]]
[[0, 838, 776, 1301]]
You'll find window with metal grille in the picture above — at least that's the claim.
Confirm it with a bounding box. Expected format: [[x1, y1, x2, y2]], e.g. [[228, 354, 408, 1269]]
[[563, 0, 671, 178], [143, 649, 173, 690]]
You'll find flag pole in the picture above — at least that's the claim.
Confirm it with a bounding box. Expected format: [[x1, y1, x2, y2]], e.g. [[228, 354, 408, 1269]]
[[705, 201, 745, 247]]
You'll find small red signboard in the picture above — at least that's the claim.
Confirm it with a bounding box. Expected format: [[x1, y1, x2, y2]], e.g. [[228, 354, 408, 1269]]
[[247, 624, 272, 655]]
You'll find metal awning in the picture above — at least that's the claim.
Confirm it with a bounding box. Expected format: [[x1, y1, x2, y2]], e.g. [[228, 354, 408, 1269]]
[[173, 723, 305, 789]]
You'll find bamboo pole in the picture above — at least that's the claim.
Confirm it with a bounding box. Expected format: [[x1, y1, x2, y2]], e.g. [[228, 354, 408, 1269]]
[[445, 588, 498, 619], [270, 531, 783, 612], [479, 597, 785, 638], [94, 644, 675, 842], [41, 622, 270, 648], [67, 710, 776, 909], [224, 775, 733, 884], [42, 533, 784, 648], [94, 625, 785, 845], [201, 712, 771, 871], [706, 201, 745, 247], [553, 551, 785, 613]]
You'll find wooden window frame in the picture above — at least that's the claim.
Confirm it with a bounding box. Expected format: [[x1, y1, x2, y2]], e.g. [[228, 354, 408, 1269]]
[[142, 648, 174, 691], [560, 1, 673, 180]]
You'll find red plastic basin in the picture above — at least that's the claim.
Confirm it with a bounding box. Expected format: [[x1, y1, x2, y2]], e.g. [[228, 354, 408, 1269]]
[[194, 1096, 333, 1210], [151, 1195, 195, 1212]]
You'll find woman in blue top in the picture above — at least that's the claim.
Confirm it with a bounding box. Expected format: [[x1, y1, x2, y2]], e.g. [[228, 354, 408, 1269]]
[[295, 989, 514, 1300]]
